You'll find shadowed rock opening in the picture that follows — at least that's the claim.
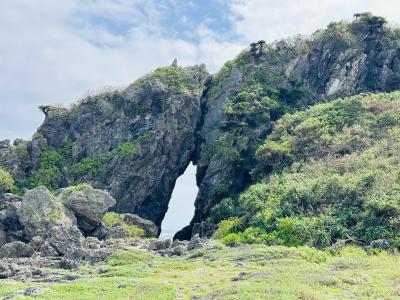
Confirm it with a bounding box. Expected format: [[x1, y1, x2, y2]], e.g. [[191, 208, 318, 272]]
[[160, 163, 197, 238]]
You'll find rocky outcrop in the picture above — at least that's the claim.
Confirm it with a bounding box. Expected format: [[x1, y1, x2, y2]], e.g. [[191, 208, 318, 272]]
[[61, 185, 116, 234], [176, 14, 400, 238], [0, 185, 138, 261], [1, 15, 400, 239]]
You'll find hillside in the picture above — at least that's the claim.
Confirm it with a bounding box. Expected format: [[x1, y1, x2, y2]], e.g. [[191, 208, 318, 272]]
[[1, 12, 400, 300], [1, 13, 400, 240], [211, 92, 400, 248]]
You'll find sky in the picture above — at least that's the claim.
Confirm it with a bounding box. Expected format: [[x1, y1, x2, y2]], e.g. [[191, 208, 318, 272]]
[[1, 0, 400, 234]]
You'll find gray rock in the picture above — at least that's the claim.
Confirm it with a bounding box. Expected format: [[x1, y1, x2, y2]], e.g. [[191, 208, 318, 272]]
[[187, 234, 205, 251], [0, 229, 6, 246], [171, 240, 188, 248], [0, 241, 34, 258], [17, 186, 64, 238], [61, 186, 116, 234], [171, 245, 187, 256], [123, 214, 158, 238], [47, 224, 83, 256], [148, 239, 172, 251], [24, 287, 43, 296], [369, 239, 390, 250], [192, 222, 216, 238]]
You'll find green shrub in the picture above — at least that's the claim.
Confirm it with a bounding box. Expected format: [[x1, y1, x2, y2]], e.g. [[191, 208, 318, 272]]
[[213, 92, 400, 248], [122, 224, 145, 238], [256, 140, 293, 168], [103, 212, 124, 228], [70, 141, 138, 177], [0, 168, 14, 193]]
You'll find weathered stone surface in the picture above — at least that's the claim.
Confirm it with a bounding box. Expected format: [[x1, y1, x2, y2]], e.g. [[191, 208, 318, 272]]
[[0, 229, 6, 246], [187, 234, 205, 251], [148, 239, 172, 251], [62, 186, 116, 234], [123, 213, 158, 238], [17, 186, 64, 238], [0, 241, 34, 258], [192, 222, 216, 238], [1, 15, 400, 240], [47, 224, 83, 256]]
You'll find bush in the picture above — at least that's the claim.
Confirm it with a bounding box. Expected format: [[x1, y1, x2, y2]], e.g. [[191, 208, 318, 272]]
[[0, 168, 14, 193], [103, 212, 124, 228], [256, 140, 293, 168], [213, 92, 400, 248]]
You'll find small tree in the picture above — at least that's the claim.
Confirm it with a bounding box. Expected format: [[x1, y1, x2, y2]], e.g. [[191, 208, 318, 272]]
[[38, 105, 51, 116], [0, 167, 14, 193], [257, 40, 266, 55]]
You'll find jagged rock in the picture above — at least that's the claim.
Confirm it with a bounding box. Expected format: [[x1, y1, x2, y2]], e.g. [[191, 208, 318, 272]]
[[1, 15, 400, 240], [171, 239, 188, 248], [0, 261, 12, 279], [369, 239, 390, 250], [0, 229, 6, 246], [148, 239, 172, 251], [187, 234, 205, 251], [39, 241, 59, 257], [123, 214, 158, 238], [17, 186, 65, 238], [171, 245, 187, 256], [61, 186, 116, 234], [192, 222, 216, 238], [47, 224, 83, 256], [0, 193, 23, 234], [0, 241, 34, 258]]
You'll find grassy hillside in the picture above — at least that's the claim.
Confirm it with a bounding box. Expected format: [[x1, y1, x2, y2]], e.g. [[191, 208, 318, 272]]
[[210, 92, 400, 248], [1, 244, 399, 299]]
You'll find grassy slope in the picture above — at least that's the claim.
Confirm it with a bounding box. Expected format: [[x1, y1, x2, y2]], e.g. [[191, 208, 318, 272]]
[[1, 244, 399, 300], [211, 92, 400, 248]]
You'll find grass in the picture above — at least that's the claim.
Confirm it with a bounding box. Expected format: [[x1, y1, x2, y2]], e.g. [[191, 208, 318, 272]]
[[2, 244, 399, 299]]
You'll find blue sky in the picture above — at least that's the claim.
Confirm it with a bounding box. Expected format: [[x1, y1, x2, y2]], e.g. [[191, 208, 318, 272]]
[[1, 0, 400, 234]]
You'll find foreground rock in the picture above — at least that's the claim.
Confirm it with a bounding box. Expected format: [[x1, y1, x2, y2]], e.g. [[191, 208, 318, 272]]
[[147, 234, 210, 257], [0, 186, 151, 265], [61, 185, 116, 235]]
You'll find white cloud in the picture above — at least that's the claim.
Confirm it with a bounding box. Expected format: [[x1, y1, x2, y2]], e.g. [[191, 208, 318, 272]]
[[1, 0, 400, 140], [0, 0, 240, 140], [229, 0, 400, 42]]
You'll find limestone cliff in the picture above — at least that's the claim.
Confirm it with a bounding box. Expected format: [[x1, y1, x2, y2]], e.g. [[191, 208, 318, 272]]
[[1, 14, 400, 238]]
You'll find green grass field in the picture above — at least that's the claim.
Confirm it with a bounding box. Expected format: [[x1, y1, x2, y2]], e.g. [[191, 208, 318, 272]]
[[1, 243, 399, 299]]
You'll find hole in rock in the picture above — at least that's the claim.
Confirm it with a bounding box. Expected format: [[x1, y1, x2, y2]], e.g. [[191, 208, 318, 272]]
[[160, 163, 197, 238]]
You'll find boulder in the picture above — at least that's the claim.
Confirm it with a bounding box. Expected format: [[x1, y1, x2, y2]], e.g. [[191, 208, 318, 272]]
[[369, 239, 390, 250], [0, 241, 34, 258], [61, 186, 116, 234], [17, 186, 64, 238], [0, 193, 23, 232], [148, 239, 172, 251], [47, 224, 83, 256], [171, 245, 187, 256], [187, 234, 205, 251], [123, 214, 158, 238]]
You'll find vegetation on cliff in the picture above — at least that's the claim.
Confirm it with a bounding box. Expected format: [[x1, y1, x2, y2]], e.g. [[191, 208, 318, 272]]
[[211, 92, 400, 248]]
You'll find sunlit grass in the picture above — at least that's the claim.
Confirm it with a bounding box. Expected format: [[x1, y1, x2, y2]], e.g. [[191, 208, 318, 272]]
[[3, 244, 399, 299]]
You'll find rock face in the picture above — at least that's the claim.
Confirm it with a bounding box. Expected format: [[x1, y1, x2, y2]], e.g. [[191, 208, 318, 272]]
[[1, 15, 400, 238], [62, 185, 116, 234], [177, 14, 400, 238], [0, 185, 134, 261]]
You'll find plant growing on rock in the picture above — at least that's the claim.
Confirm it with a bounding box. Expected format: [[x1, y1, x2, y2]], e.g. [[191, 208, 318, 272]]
[[0, 167, 14, 193]]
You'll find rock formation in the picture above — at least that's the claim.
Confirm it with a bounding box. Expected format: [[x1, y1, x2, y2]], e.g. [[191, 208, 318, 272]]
[[1, 14, 400, 240]]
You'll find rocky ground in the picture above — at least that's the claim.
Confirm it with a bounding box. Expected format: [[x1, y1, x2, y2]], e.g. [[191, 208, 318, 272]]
[[0, 185, 211, 286], [1, 243, 399, 299]]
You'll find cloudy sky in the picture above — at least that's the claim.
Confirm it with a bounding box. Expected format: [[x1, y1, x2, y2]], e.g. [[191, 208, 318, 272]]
[[1, 0, 399, 234]]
